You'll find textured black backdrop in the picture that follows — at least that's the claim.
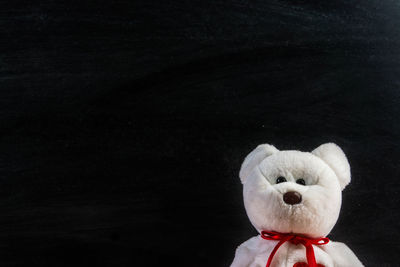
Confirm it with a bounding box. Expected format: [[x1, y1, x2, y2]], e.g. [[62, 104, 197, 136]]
[[1, 0, 400, 266]]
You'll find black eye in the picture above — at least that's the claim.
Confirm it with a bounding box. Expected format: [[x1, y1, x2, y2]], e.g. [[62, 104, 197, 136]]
[[276, 176, 287, 184], [296, 178, 306, 185]]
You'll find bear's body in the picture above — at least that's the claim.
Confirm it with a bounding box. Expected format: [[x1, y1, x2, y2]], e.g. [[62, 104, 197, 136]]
[[231, 235, 362, 267], [231, 143, 363, 267]]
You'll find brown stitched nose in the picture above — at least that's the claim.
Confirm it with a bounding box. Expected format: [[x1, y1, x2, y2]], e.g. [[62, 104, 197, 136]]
[[283, 191, 302, 205]]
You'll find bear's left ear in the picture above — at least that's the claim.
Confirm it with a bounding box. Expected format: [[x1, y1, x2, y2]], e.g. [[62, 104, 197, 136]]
[[239, 144, 279, 184], [312, 143, 351, 190]]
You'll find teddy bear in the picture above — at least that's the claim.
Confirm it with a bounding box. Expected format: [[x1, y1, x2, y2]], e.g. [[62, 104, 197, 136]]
[[230, 143, 363, 267]]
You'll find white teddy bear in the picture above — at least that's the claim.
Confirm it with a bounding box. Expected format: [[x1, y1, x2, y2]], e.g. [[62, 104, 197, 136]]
[[231, 143, 363, 267]]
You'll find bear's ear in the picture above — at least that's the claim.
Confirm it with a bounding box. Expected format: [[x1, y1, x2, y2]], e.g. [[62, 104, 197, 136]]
[[239, 144, 279, 184], [311, 143, 351, 190]]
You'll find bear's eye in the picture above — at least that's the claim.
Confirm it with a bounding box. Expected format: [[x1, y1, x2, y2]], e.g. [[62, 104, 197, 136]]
[[276, 176, 287, 184], [296, 178, 306, 185]]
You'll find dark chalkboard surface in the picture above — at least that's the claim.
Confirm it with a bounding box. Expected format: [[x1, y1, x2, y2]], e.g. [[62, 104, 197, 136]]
[[1, 0, 399, 266]]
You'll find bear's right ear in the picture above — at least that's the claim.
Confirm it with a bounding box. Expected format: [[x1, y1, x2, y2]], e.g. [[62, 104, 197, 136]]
[[239, 144, 279, 184], [311, 143, 351, 190]]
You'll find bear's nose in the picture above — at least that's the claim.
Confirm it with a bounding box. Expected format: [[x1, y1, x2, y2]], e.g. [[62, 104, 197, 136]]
[[283, 191, 302, 205]]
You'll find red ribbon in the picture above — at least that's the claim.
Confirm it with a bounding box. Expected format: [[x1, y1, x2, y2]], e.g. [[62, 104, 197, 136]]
[[260, 231, 329, 267]]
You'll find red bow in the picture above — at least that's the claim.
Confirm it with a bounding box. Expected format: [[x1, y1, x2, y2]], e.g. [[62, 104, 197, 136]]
[[260, 231, 329, 267]]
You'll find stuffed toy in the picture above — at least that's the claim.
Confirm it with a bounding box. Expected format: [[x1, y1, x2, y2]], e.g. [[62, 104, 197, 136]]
[[231, 143, 363, 267]]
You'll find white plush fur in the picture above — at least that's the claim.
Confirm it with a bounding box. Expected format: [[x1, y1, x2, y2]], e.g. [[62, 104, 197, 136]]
[[231, 143, 363, 267]]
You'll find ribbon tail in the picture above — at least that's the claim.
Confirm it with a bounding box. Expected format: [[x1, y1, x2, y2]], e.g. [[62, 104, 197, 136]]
[[266, 236, 292, 267], [305, 242, 317, 267]]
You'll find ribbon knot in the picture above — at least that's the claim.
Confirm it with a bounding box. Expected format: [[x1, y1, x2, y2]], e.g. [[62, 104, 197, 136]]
[[261, 231, 329, 267]]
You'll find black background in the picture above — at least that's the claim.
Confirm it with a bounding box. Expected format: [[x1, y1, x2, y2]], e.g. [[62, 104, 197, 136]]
[[1, 0, 399, 266]]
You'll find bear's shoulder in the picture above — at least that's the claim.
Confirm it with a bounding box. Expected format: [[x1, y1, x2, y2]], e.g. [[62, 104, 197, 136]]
[[322, 241, 364, 267], [231, 235, 276, 267], [236, 235, 276, 252]]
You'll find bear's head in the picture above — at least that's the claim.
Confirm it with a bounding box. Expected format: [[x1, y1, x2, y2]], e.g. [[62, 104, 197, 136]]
[[239, 143, 350, 238]]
